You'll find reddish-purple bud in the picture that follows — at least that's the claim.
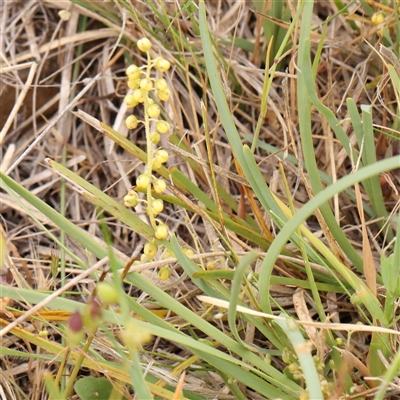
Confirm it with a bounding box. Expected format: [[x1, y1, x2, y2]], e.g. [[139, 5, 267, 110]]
[[68, 311, 83, 333], [90, 301, 102, 320]]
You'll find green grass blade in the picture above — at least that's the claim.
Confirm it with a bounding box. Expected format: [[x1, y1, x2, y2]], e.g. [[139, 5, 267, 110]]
[[360, 105, 390, 231], [171, 236, 224, 298], [251, 149, 399, 324], [242, 133, 377, 218], [275, 316, 323, 399], [374, 344, 400, 400], [130, 350, 153, 399], [388, 65, 400, 98], [228, 251, 258, 347], [297, 1, 364, 271], [46, 159, 155, 240], [199, 0, 243, 162], [43, 374, 63, 400]]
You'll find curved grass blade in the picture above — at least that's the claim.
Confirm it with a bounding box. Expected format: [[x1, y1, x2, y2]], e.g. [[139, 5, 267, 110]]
[[297, 1, 364, 271], [247, 146, 399, 325], [274, 315, 323, 399], [228, 251, 258, 348]]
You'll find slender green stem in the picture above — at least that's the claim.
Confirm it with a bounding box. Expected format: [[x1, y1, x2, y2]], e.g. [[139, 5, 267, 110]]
[[62, 327, 98, 399]]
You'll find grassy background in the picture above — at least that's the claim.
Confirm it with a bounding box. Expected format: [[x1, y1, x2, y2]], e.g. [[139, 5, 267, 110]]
[[0, 0, 399, 399]]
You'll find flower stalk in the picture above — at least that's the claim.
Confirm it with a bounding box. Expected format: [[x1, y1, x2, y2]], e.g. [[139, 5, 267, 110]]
[[123, 37, 172, 262]]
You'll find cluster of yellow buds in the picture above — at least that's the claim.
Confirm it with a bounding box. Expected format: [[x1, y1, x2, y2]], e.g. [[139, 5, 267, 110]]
[[371, 11, 384, 26], [371, 11, 389, 38], [123, 38, 171, 266]]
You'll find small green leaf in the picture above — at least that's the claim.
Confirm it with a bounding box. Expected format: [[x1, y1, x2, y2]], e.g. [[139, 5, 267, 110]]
[[381, 253, 398, 297], [74, 377, 113, 400]]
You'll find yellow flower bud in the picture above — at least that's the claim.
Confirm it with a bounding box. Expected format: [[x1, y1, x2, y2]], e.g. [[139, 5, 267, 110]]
[[151, 199, 164, 215], [157, 89, 171, 101], [288, 363, 299, 374], [155, 57, 171, 72], [132, 89, 145, 103], [147, 104, 160, 118], [155, 223, 168, 240], [128, 69, 141, 80], [140, 78, 153, 92], [162, 249, 174, 258], [97, 281, 119, 304], [183, 248, 194, 256], [155, 149, 169, 164], [137, 38, 152, 52], [293, 372, 303, 381], [156, 120, 170, 134], [153, 178, 166, 193], [335, 337, 345, 347], [158, 266, 171, 281], [124, 190, 139, 207], [152, 159, 162, 171], [125, 115, 139, 129], [371, 12, 384, 26], [149, 131, 160, 144], [124, 94, 138, 108], [58, 10, 72, 21], [126, 65, 140, 76], [82, 301, 102, 329], [144, 241, 158, 258], [206, 260, 217, 270], [127, 79, 140, 90], [120, 320, 152, 351], [155, 79, 168, 91], [136, 174, 150, 189]]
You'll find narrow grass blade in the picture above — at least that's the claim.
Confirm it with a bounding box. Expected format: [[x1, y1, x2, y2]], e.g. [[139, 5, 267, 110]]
[[274, 315, 323, 399], [130, 350, 153, 399], [251, 148, 399, 325], [360, 105, 390, 234], [43, 374, 63, 400], [45, 159, 155, 240], [228, 251, 258, 347], [297, 1, 364, 272], [374, 344, 400, 400]]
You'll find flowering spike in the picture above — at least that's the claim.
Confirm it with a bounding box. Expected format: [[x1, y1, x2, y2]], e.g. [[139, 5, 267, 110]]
[[123, 38, 172, 252]]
